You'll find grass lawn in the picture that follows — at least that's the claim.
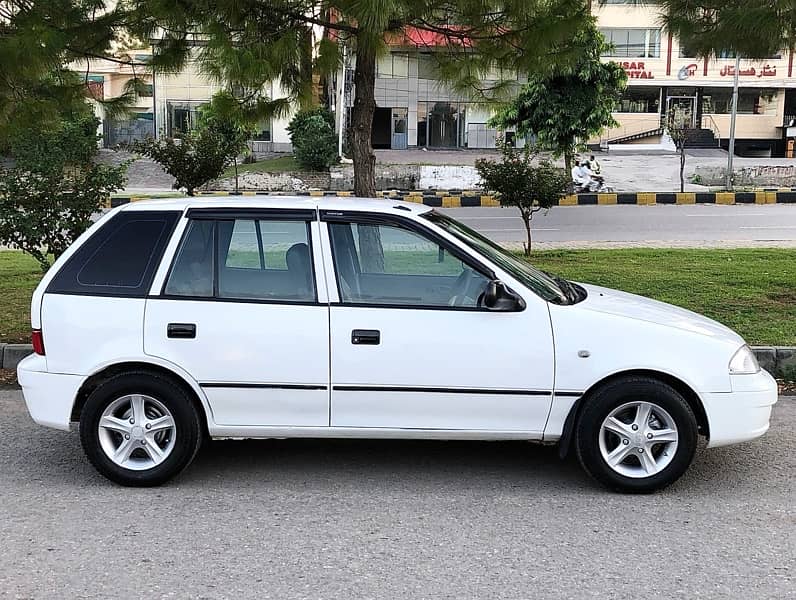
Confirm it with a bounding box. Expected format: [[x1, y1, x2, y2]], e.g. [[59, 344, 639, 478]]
[[524, 249, 795, 346], [222, 155, 304, 178], [0, 252, 44, 344], [0, 248, 793, 345]]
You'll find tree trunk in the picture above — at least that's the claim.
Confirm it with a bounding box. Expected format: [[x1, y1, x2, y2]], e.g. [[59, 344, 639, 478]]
[[234, 157, 239, 193], [523, 215, 533, 256], [679, 148, 686, 193], [350, 37, 377, 197], [357, 223, 385, 273], [564, 148, 574, 193], [564, 148, 574, 176], [349, 37, 383, 270]]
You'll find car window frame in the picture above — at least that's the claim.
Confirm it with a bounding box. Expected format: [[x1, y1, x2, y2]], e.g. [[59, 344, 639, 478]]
[[321, 210, 514, 312], [159, 208, 321, 306], [46, 210, 181, 298]]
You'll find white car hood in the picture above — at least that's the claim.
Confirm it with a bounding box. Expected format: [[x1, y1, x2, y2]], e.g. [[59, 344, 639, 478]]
[[577, 284, 745, 345]]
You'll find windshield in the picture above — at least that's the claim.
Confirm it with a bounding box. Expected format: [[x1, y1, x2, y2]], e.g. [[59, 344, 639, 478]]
[[422, 210, 571, 304]]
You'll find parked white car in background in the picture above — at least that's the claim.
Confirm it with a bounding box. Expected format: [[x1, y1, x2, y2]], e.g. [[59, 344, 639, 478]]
[[18, 197, 778, 492]]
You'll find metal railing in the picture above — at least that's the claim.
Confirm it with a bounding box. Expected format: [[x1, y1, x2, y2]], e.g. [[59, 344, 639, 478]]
[[700, 115, 722, 146]]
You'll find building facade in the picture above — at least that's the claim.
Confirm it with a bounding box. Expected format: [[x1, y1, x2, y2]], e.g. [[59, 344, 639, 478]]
[[71, 50, 156, 147], [152, 58, 293, 153], [365, 3, 796, 156], [80, 4, 796, 157], [595, 2, 796, 156]]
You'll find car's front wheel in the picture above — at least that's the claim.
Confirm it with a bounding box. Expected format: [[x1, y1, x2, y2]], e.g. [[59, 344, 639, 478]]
[[79, 372, 203, 486], [574, 376, 698, 493]]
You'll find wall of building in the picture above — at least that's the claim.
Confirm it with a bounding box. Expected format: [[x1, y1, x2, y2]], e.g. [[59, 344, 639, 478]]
[[153, 57, 293, 149], [595, 3, 793, 149]]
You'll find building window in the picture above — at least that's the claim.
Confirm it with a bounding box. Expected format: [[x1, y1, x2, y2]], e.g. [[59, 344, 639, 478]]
[[166, 101, 206, 137], [618, 88, 661, 113], [600, 28, 661, 58], [679, 45, 696, 58], [417, 101, 467, 148], [139, 83, 154, 98], [702, 88, 777, 115], [252, 119, 272, 141], [376, 52, 409, 78], [417, 53, 437, 79]]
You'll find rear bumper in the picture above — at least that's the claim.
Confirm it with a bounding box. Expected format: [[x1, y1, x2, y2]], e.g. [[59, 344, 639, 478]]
[[702, 370, 779, 448], [17, 355, 84, 431]]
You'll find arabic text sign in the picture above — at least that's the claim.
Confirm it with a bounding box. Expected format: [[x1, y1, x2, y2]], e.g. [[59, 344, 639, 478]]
[[719, 64, 778, 78]]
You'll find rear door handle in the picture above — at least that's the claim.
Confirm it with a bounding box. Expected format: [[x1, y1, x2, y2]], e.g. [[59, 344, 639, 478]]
[[351, 329, 380, 345], [167, 323, 196, 339]]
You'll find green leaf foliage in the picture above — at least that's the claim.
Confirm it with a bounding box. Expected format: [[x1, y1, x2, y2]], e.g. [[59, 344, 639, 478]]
[[476, 141, 569, 254], [492, 25, 627, 165], [130, 131, 229, 196], [196, 91, 255, 163], [0, 115, 127, 272], [655, 1, 796, 60], [0, 1, 141, 145], [287, 108, 339, 171], [126, 1, 600, 195]]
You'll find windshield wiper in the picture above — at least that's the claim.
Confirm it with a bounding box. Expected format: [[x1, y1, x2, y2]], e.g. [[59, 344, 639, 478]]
[[545, 273, 579, 304]]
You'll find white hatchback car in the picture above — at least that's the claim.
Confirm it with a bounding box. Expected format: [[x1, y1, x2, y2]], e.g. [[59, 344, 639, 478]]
[[18, 197, 777, 492]]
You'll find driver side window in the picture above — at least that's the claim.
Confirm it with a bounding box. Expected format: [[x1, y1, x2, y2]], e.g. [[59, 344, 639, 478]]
[[328, 221, 489, 308]]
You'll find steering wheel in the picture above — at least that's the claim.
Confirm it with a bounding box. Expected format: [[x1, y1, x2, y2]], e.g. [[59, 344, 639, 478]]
[[448, 268, 480, 307]]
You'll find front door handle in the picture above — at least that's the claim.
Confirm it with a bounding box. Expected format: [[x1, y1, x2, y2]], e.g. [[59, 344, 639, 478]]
[[167, 323, 196, 339], [351, 329, 380, 345]]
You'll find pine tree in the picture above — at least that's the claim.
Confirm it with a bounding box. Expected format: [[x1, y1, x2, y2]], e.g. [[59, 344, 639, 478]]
[[0, 1, 143, 147], [127, 0, 595, 196]]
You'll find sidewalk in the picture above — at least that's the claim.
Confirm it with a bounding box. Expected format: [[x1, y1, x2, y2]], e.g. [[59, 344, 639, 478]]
[[114, 147, 796, 194]]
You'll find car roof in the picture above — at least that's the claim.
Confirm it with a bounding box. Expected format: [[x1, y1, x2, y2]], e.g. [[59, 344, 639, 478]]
[[118, 195, 432, 217]]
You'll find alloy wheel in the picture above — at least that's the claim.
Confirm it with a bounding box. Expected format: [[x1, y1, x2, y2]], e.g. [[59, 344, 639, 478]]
[[598, 401, 679, 478], [97, 394, 177, 470]]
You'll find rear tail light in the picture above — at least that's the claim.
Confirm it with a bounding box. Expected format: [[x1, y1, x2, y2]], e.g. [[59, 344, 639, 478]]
[[32, 329, 45, 355]]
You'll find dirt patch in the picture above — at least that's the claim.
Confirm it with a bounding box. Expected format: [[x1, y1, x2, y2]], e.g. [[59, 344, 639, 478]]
[[767, 291, 796, 305], [0, 369, 18, 388]]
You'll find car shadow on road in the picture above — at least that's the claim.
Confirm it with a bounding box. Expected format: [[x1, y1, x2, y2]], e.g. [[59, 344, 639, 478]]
[[184, 437, 593, 491], [4, 409, 780, 497]]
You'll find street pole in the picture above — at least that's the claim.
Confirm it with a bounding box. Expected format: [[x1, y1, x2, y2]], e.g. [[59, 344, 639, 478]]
[[726, 54, 741, 190], [336, 45, 347, 159]]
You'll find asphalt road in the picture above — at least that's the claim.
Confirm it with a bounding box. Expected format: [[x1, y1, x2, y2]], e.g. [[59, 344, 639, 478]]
[[440, 203, 796, 245], [0, 390, 793, 599]]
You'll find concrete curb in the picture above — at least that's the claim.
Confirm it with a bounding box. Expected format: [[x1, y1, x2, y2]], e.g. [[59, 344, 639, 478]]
[[2, 344, 794, 379], [106, 190, 796, 208]]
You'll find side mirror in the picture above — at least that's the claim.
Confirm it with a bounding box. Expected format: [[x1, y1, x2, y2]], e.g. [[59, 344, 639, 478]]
[[482, 280, 526, 312]]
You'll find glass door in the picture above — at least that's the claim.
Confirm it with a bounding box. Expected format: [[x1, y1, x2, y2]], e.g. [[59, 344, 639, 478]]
[[666, 96, 697, 127]]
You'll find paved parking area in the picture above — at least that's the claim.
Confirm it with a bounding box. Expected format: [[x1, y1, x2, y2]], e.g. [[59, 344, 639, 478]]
[[0, 390, 793, 599]]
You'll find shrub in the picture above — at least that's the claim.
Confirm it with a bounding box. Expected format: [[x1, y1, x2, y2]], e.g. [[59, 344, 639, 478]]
[[287, 108, 338, 171], [476, 141, 568, 255], [0, 115, 127, 272], [196, 92, 255, 192], [130, 130, 228, 196]]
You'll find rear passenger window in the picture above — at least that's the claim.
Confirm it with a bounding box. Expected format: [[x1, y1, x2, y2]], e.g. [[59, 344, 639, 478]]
[[47, 211, 180, 297], [164, 218, 315, 302], [164, 219, 214, 297]]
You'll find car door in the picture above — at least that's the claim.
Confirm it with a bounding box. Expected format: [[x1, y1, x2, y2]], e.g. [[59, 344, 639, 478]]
[[144, 208, 330, 427], [322, 211, 555, 435]]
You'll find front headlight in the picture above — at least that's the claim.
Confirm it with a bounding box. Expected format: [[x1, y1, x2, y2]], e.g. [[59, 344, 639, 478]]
[[729, 344, 761, 374]]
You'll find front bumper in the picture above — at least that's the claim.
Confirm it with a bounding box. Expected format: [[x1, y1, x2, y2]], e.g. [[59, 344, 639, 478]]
[[17, 355, 84, 431], [702, 370, 779, 448]]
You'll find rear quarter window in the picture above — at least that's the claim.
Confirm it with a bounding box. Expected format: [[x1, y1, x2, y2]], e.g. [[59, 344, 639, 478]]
[[47, 210, 181, 297]]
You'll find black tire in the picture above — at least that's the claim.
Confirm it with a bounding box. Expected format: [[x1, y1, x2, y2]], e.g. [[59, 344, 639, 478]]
[[574, 376, 698, 493], [79, 371, 203, 487]]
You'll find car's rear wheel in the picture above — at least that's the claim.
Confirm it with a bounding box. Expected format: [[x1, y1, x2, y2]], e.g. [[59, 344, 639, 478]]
[[79, 372, 203, 486], [574, 376, 698, 493]]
